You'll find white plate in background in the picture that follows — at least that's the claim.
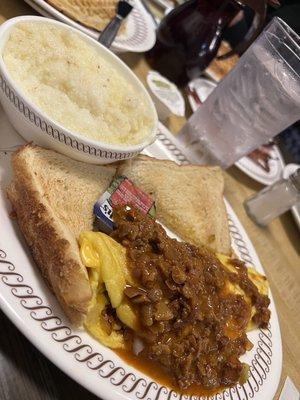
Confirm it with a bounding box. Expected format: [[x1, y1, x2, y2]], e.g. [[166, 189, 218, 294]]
[[236, 145, 285, 186], [148, 0, 173, 10], [23, 0, 156, 53]]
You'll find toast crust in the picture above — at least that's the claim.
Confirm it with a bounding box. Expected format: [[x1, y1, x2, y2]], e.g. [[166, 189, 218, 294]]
[[7, 145, 93, 326]]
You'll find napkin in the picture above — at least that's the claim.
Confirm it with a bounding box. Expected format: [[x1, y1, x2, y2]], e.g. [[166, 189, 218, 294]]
[[279, 377, 299, 400]]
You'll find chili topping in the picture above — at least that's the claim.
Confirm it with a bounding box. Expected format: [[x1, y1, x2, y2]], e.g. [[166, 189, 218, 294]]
[[111, 206, 270, 390]]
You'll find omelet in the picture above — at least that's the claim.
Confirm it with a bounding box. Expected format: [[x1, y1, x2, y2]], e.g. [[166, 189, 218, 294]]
[[79, 232, 269, 349], [217, 253, 269, 331], [79, 231, 138, 349]]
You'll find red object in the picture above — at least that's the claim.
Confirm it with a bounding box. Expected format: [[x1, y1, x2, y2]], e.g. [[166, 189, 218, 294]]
[[187, 86, 202, 105], [110, 178, 154, 215], [248, 145, 274, 172]]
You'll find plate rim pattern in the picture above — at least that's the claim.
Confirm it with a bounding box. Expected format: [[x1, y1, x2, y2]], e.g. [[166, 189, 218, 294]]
[[0, 74, 139, 160], [0, 221, 273, 400], [0, 130, 276, 400]]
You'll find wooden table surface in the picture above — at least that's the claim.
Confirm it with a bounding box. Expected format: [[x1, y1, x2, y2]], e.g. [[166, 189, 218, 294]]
[[0, 1, 299, 399]]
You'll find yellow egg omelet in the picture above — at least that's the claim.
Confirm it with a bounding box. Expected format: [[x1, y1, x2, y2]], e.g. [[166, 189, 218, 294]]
[[79, 231, 138, 349], [79, 232, 269, 349]]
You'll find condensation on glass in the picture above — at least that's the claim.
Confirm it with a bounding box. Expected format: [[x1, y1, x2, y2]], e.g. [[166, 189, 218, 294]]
[[177, 18, 300, 169]]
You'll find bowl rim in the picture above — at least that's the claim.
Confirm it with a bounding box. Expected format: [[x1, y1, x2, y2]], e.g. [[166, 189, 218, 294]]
[[0, 15, 158, 153]]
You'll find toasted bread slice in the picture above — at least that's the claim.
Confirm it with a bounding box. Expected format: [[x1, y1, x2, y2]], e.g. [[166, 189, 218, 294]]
[[7, 144, 117, 326], [46, 0, 126, 33], [117, 156, 231, 254]]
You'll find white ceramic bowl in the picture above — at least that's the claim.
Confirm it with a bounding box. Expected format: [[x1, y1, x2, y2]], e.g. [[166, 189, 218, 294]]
[[0, 16, 158, 164]]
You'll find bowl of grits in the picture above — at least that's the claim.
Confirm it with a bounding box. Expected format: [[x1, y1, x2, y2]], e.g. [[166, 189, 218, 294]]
[[0, 16, 158, 164]]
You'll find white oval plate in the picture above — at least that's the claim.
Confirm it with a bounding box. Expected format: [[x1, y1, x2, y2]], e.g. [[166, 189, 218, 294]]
[[23, 0, 156, 53], [148, 0, 173, 10], [0, 111, 282, 400], [187, 78, 285, 186], [235, 146, 285, 186]]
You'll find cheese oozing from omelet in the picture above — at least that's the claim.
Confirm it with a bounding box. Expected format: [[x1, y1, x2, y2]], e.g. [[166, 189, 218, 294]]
[[79, 231, 138, 349]]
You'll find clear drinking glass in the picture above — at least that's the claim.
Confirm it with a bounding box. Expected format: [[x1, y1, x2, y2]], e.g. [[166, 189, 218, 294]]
[[244, 167, 300, 226], [177, 17, 300, 169]]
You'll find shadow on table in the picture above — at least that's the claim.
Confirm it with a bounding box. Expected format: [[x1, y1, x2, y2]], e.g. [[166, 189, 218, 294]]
[[0, 310, 99, 400], [227, 165, 264, 193], [279, 212, 300, 256], [0, 0, 38, 20], [119, 53, 141, 70]]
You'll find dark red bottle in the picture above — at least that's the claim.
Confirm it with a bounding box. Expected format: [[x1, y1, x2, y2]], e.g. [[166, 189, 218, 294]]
[[146, 0, 266, 87]]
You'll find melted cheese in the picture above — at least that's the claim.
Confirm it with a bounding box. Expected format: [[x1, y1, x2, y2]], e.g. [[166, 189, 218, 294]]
[[79, 231, 138, 349]]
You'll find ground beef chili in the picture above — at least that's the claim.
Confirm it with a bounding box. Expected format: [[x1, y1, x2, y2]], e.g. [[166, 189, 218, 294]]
[[111, 206, 270, 390]]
